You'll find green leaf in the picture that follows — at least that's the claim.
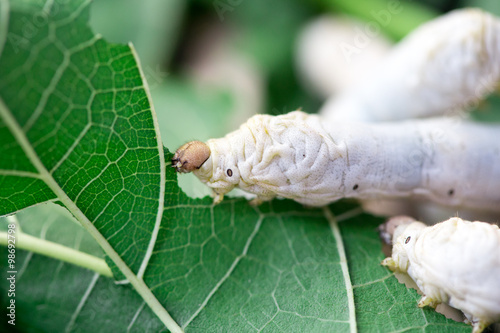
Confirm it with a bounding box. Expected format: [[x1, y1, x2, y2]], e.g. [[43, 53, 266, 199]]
[[316, 0, 437, 41], [1, 198, 470, 332], [89, 0, 185, 67], [0, 204, 111, 277], [0, 0, 472, 332], [0, 0, 179, 331], [460, 0, 500, 16], [0, 204, 167, 333]]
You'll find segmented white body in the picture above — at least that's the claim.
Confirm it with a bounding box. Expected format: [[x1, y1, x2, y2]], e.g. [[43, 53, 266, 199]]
[[192, 111, 500, 209], [320, 9, 500, 123], [385, 218, 500, 331]]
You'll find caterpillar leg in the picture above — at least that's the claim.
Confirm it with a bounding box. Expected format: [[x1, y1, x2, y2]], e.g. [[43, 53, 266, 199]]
[[249, 197, 264, 206], [418, 295, 439, 309], [249, 195, 275, 206], [381, 257, 398, 272], [471, 319, 490, 333], [212, 192, 224, 205]]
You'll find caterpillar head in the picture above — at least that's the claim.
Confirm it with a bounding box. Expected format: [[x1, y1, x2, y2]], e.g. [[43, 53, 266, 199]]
[[172, 141, 211, 173], [172, 139, 241, 200], [378, 216, 416, 245], [381, 216, 426, 273]]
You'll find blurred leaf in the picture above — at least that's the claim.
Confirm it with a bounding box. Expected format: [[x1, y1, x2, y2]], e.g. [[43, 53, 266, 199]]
[[317, 0, 437, 40], [154, 79, 235, 150], [228, 0, 321, 113], [90, 0, 185, 67], [0, 203, 104, 258], [471, 94, 500, 123], [459, 0, 500, 16]]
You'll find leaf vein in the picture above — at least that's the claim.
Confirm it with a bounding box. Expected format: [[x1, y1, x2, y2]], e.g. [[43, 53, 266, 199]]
[[182, 214, 264, 329], [324, 207, 357, 333], [65, 272, 99, 333]]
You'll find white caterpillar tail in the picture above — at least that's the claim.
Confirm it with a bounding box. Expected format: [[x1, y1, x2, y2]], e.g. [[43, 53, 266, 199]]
[[382, 216, 500, 333], [173, 111, 500, 210]]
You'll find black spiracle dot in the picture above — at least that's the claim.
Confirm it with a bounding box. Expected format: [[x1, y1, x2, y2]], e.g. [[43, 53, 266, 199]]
[[448, 189, 454, 196], [353, 184, 359, 190], [405, 236, 411, 244], [227, 169, 233, 177]]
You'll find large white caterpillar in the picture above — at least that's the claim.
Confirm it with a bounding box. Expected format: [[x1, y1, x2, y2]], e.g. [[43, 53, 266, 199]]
[[296, 9, 500, 219], [320, 9, 500, 123], [172, 111, 500, 210], [381, 216, 500, 333]]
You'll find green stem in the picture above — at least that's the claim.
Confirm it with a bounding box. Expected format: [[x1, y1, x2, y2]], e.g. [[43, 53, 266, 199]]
[[0, 231, 113, 277], [317, 0, 437, 40]]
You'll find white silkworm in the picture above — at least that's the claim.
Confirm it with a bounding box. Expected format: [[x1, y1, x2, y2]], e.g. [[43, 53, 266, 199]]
[[320, 9, 500, 123], [172, 111, 500, 209], [296, 15, 391, 98], [382, 216, 500, 333]]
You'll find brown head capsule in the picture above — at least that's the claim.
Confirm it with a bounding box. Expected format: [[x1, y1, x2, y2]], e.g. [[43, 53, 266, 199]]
[[171, 141, 211, 173]]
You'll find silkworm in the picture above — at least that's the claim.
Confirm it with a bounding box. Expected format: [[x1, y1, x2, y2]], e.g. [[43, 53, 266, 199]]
[[320, 9, 500, 123], [296, 15, 391, 98], [172, 111, 500, 209], [381, 216, 500, 333]]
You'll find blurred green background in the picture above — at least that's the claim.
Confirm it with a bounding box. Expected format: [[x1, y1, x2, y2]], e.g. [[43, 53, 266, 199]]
[[89, 0, 500, 198]]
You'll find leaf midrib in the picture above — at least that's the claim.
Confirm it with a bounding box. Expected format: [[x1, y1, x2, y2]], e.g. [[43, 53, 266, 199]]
[[0, 95, 181, 331], [0, 0, 174, 329]]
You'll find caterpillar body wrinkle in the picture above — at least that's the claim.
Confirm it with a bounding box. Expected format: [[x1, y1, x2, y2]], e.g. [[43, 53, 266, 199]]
[[382, 216, 500, 333], [172, 111, 500, 210]]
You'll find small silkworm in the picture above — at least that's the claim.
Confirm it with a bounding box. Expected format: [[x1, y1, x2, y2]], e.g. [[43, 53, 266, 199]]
[[381, 216, 500, 333], [378, 215, 416, 245], [173, 111, 500, 209]]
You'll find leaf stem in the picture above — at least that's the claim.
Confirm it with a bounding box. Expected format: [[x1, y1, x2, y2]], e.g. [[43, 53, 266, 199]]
[[0, 230, 113, 277]]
